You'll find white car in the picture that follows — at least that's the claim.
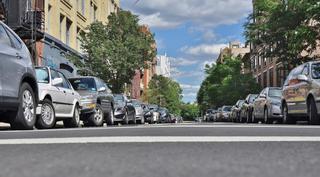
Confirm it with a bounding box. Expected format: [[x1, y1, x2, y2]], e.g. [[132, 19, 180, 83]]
[[35, 67, 81, 129]]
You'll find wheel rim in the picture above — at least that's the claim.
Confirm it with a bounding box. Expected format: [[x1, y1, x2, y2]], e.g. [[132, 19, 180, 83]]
[[41, 103, 54, 125], [22, 90, 35, 123], [94, 107, 103, 122]]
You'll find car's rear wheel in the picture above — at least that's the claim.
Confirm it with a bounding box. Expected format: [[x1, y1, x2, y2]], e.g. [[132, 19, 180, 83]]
[[36, 99, 56, 129], [10, 83, 36, 130], [87, 104, 104, 127], [64, 105, 81, 128], [308, 98, 320, 125], [123, 111, 129, 124], [282, 103, 295, 124]]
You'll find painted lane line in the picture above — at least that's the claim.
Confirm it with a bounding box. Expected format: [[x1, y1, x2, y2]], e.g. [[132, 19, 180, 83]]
[[1, 136, 320, 144]]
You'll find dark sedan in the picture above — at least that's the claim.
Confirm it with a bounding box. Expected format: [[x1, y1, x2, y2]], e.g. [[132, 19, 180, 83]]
[[113, 94, 136, 124]]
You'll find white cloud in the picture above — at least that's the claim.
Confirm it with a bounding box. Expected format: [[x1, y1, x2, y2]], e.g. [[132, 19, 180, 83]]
[[180, 84, 201, 90], [122, 0, 252, 29], [181, 43, 227, 56]]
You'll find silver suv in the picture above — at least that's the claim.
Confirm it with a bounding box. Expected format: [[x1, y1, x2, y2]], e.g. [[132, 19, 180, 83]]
[[0, 21, 38, 130], [282, 61, 320, 125]]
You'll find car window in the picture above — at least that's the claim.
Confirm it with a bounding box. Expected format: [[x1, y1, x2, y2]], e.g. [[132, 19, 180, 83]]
[[0, 24, 12, 46], [58, 72, 71, 89], [4, 26, 22, 49], [35, 68, 49, 84], [50, 70, 63, 87], [302, 64, 309, 76], [311, 63, 320, 79]]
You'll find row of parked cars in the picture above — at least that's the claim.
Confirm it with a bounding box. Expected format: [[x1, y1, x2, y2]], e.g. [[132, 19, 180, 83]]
[[0, 22, 181, 130], [205, 60, 320, 125]]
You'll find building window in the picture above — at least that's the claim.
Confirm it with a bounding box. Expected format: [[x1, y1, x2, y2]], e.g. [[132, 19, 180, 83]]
[[94, 5, 97, 21], [263, 71, 267, 88], [66, 18, 72, 46], [76, 27, 82, 52], [60, 15, 65, 41], [269, 68, 274, 87]]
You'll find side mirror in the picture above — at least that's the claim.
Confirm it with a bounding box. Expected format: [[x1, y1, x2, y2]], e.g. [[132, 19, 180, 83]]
[[52, 78, 63, 86], [297, 74, 309, 82], [98, 87, 106, 92]]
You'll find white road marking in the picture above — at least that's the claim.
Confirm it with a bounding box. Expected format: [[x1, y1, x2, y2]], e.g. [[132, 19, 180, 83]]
[[1, 136, 320, 144]]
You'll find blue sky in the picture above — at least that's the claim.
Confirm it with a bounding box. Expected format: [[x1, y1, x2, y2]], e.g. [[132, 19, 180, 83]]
[[122, 0, 252, 103]]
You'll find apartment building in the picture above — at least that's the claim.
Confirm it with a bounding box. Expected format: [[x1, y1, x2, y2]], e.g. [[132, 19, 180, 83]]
[[216, 41, 251, 74]]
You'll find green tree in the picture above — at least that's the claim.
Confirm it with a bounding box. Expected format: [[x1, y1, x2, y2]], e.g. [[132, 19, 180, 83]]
[[245, 0, 320, 67], [71, 10, 156, 93], [197, 57, 261, 112], [180, 103, 199, 121], [147, 75, 182, 115]]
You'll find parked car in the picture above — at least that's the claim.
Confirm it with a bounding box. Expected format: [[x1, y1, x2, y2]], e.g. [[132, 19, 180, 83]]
[[216, 106, 232, 122], [131, 99, 145, 124], [113, 94, 136, 124], [158, 107, 171, 123], [240, 94, 258, 123], [253, 87, 282, 124], [69, 77, 114, 126], [35, 67, 81, 129], [204, 109, 216, 122], [144, 104, 160, 124], [281, 61, 320, 125], [231, 100, 245, 122], [214, 108, 222, 121], [0, 21, 38, 130]]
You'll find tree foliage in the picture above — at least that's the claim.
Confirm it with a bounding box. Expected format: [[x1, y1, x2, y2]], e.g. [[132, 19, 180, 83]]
[[146, 75, 182, 115], [71, 10, 156, 93], [245, 0, 320, 67], [180, 103, 199, 121], [197, 57, 261, 112]]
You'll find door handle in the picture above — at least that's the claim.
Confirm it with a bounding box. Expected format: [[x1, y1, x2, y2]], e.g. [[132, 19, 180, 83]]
[[16, 53, 22, 59]]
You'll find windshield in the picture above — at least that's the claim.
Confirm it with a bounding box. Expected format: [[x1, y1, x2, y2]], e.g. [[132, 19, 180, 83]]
[[312, 63, 320, 79], [223, 106, 232, 112], [35, 68, 49, 84], [69, 78, 96, 91], [131, 100, 142, 108], [114, 95, 125, 103], [269, 89, 282, 98]]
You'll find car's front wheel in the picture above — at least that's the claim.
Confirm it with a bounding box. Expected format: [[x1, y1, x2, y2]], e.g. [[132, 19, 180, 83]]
[[36, 99, 56, 129], [308, 98, 320, 125], [123, 111, 129, 124], [87, 104, 104, 127], [64, 105, 81, 128], [10, 83, 36, 130], [106, 109, 114, 126], [264, 108, 272, 124]]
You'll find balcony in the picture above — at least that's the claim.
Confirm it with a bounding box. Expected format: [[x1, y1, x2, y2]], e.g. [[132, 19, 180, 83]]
[[14, 10, 45, 40]]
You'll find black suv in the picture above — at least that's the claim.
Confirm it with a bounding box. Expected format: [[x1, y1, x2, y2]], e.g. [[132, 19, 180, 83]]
[[69, 76, 115, 126], [0, 22, 38, 130]]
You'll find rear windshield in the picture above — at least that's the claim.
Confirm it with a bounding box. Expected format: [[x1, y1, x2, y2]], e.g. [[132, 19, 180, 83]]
[[223, 107, 232, 112], [69, 78, 97, 91], [249, 95, 257, 103], [269, 89, 282, 98]]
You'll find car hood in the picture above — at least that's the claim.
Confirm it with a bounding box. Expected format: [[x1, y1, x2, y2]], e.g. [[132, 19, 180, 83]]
[[269, 97, 281, 104]]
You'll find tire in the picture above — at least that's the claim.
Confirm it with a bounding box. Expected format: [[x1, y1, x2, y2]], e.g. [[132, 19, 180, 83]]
[[87, 104, 104, 127], [132, 114, 137, 124], [106, 109, 114, 126], [308, 98, 320, 125], [140, 117, 145, 124], [10, 83, 36, 130], [282, 103, 295, 124], [36, 99, 56, 129], [64, 105, 81, 128], [123, 111, 129, 124], [264, 108, 272, 124]]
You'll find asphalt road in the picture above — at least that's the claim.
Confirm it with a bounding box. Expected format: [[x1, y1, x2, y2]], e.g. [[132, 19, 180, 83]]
[[1, 122, 320, 177]]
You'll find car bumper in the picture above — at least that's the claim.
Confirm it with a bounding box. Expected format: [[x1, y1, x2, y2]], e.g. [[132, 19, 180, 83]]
[[270, 105, 283, 119]]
